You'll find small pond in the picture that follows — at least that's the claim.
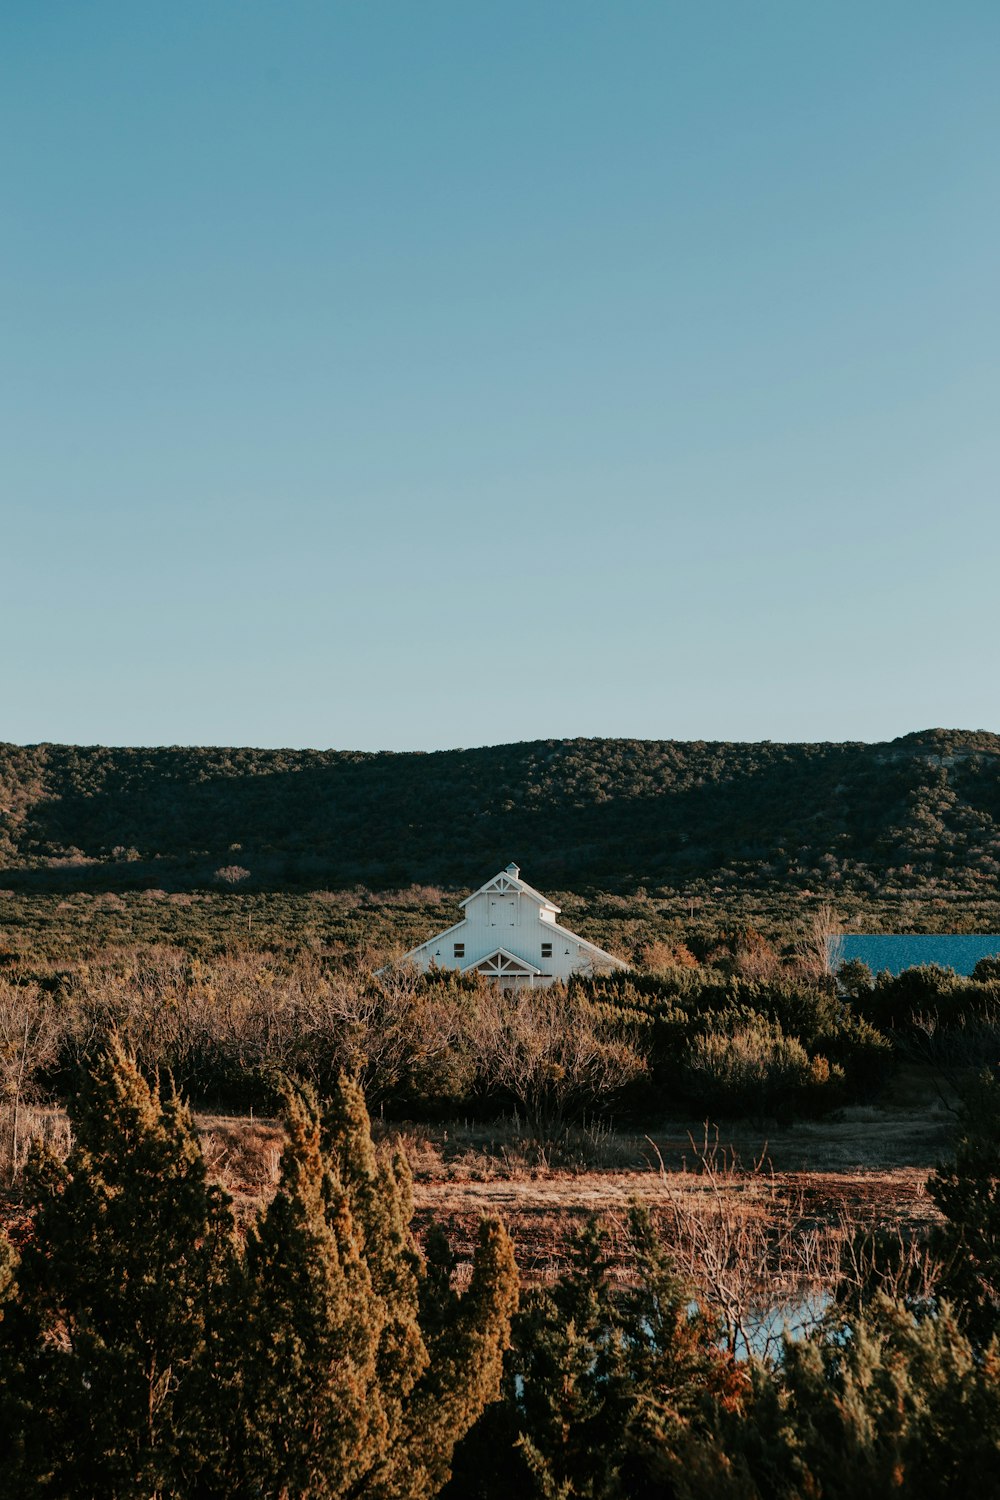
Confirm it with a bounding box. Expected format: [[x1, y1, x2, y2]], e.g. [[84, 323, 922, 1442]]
[[733, 1292, 830, 1361]]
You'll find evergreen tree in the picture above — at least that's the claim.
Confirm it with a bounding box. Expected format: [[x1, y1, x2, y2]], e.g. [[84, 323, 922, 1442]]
[[233, 1085, 389, 1497], [449, 1212, 746, 1500], [729, 1298, 1000, 1499], [514, 1219, 628, 1499], [399, 1217, 520, 1499], [929, 1070, 1000, 1340], [614, 1208, 748, 1498], [0, 1056, 517, 1500], [236, 1075, 518, 1499], [2, 1039, 234, 1497], [0, 1227, 26, 1491], [0, 1231, 13, 1304]]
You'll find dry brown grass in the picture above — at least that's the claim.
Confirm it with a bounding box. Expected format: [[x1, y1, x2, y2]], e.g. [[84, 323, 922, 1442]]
[[408, 1150, 941, 1350], [384, 1116, 651, 1182], [408, 1163, 938, 1240], [195, 1114, 285, 1225], [0, 1079, 954, 1325], [0, 1103, 71, 1181]]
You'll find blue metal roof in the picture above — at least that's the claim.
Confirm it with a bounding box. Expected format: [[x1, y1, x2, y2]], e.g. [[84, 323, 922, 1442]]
[[834, 934, 1000, 977]]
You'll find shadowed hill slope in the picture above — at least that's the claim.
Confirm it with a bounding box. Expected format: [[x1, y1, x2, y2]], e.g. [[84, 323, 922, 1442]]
[[1, 730, 999, 896]]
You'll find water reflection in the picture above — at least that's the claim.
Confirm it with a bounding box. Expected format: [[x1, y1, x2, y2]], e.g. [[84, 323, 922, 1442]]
[[732, 1291, 830, 1361]]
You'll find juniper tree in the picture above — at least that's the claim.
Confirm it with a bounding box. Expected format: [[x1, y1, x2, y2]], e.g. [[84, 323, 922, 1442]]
[[451, 1212, 745, 1500], [232, 1086, 390, 1497], [613, 1207, 748, 1497], [0, 1051, 517, 1500], [1, 1039, 234, 1498], [929, 1070, 1000, 1340], [513, 1219, 629, 1499], [236, 1075, 518, 1500], [402, 1217, 521, 1499], [726, 1298, 1000, 1500]]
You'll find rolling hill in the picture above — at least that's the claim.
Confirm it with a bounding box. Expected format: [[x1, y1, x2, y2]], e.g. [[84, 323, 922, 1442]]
[[1, 730, 999, 899]]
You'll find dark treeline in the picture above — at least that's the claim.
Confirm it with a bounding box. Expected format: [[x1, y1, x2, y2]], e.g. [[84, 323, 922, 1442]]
[[3, 729, 1000, 902], [3, 1048, 1000, 1497]]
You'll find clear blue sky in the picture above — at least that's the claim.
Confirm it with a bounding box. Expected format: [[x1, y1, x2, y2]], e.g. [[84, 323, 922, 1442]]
[[4, 3, 998, 751]]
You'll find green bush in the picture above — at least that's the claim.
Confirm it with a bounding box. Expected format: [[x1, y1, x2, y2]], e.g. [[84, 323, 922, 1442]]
[[0, 1048, 518, 1497], [680, 1014, 838, 1118]]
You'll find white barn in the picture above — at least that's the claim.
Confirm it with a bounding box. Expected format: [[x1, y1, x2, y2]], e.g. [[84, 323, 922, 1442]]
[[400, 863, 628, 987]]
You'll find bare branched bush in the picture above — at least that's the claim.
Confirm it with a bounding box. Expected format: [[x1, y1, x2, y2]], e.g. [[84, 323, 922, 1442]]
[[796, 902, 843, 980], [836, 1219, 943, 1313], [291, 962, 473, 1105], [62, 946, 304, 1096], [732, 932, 783, 982], [906, 1005, 1000, 1071], [651, 1127, 843, 1359], [55, 948, 475, 1111], [0, 978, 64, 1180], [462, 983, 646, 1146]]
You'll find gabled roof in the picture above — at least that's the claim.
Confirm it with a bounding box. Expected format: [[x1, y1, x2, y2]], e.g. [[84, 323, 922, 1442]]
[[461, 947, 542, 977], [459, 863, 560, 913], [395, 865, 629, 975]]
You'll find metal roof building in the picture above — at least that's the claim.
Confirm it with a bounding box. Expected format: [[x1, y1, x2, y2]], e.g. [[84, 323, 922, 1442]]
[[835, 933, 1000, 977], [400, 862, 627, 987]]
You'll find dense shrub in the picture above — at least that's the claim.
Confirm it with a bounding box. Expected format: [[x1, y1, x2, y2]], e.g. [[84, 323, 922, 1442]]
[[0, 947, 905, 1137], [447, 1221, 1000, 1499], [582, 971, 891, 1116], [862, 964, 961, 1029], [446, 1213, 747, 1500], [720, 1299, 1000, 1499], [844, 963, 1000, 1072], [680, 1015, 835, 1118], [930, 1071, 1000, 1342], [0, 1048, 517, 1497]]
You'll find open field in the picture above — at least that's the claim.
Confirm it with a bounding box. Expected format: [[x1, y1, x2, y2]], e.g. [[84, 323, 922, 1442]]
[[3, 1063, 956, 1204], [9, 1066, 950, 1283], [0, 1065, 960, 1395], [409, 1167, 938, 1287], [0, 1066, 956, 1318], [388, 1073, 952, 1281]]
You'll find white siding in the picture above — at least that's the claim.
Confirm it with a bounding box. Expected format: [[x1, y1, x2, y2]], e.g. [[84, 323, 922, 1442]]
[[400, 867, 627, 986]]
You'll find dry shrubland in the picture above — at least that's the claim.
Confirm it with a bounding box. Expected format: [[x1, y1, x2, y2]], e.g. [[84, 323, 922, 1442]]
[[0, 949, 649, 1177]]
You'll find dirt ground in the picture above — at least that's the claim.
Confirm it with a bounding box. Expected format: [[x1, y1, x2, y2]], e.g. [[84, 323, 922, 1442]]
[[189, 1066, 955, 1280], [405, 1134, 945, 1279], [3, 1067, 956, 1285]]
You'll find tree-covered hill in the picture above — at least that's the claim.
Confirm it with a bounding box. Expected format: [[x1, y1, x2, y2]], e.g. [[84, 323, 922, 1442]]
[[1, 730, 999, 897]]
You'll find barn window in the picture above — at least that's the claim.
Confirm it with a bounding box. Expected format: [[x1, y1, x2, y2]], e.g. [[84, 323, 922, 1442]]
[[541, 942, 552, 958], [454, 943, 465, 958]]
